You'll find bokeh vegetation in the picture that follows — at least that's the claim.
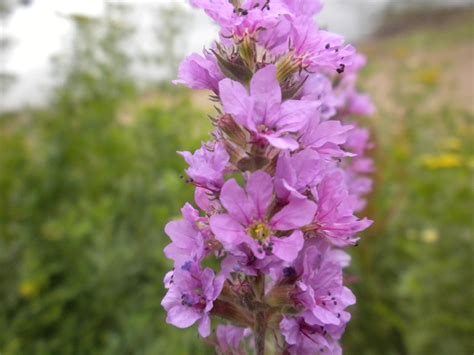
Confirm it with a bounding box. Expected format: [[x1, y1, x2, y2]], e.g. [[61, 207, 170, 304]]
[[345, 11, 474, 354], [0, 5, 473, 355]]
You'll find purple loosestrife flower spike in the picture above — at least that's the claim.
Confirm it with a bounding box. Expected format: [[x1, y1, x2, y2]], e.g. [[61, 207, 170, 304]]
[[162, 1, 374, 353]]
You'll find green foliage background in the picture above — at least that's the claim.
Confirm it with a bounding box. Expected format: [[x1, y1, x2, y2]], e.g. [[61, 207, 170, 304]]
[[0, 5, 472, 355]]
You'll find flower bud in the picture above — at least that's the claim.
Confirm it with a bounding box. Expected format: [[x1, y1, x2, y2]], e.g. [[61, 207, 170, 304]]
[[218, 114, 247, 146], [211, 299, 254, 327], [212, 44, 252, 84], [276, 52, 300, 83], [239, 35, 256, 72], [237, 154, 269, 172], [223, 140, 248, 165], [265, 284, 295, 307]]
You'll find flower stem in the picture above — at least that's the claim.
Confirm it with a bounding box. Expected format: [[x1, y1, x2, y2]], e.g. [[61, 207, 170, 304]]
[[255, 310, 267, 355], [254, 274, 267, 355]]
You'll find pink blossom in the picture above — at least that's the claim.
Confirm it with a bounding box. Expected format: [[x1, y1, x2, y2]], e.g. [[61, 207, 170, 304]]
[[178, 141, 230, 191], [173, 51, 224, 94], [310, 171, 373, 246], [281, 317, 342, 355], [275, 149, 328, 201], [210, 171, 316, 262], [216, 325, 252, 354], [164, 203, 207, 267], [161, 262, 224, 337], [219, 65, 319, 150], [288, 17, 356, 73]]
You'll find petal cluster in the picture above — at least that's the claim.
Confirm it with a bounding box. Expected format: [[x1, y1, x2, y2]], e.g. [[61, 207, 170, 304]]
[[162, 1, 374, 353]]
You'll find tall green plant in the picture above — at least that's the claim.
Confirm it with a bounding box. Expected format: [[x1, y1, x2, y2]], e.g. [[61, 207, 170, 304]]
[[0, 4, 209, 354]]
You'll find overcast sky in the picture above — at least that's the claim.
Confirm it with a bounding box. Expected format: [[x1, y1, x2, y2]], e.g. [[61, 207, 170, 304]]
[[2, 1, 218, 109]]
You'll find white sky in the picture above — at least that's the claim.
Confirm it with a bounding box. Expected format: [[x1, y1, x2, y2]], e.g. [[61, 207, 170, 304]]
[[1, 0, 218, 110]]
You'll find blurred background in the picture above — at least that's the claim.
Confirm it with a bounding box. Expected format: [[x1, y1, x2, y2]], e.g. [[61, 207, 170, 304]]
[[0, 0, 473, 354]]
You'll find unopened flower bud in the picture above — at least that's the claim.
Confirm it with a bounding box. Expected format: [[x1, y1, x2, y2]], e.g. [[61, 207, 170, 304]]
[[211, 299, 254, 327], [276, 52, 300, 83], [237, 154, 269, 172], [265, 284, 295, 307], [239, 35, 256, 72], [212, 44, 252, 84], [218, 114, 247, 145], [223, 140, 248, 165]]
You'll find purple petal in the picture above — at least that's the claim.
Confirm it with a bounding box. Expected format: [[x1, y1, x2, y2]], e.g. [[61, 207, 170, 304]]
[[307, 305, 340, 325], [163, 271, 174, 289], [303, 119, 353, 149], [280, 318, 300, 345], [198, 314, 211, 337], [275, 100, 318, 132], [275, 152, 298, 200], [246, 171, 273, 220], [284, 0, 323, 16], [166, 305, 202, 328], [290, 149, 324, 188], [195, 187, 212, 212], [341, 286, 356, 306], [210, 214, 247, 251], [220, 179, 255, 224], [271, 198, 317, 230], [173, 53, 223, 93], [190, 0, 234, 25], [265, 134, 299, 151], [217, 325, 250, 352], [327, 249, 352, 268], [250, 65, 281, 121], [276, 151, 296, 186], [164, 220, 197, 247], [219, 78, 253, 128], [163, 220, 204, 265], [272, 230, 304, 262]]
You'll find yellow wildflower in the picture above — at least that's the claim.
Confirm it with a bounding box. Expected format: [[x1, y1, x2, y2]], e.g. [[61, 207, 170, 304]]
[[414, 68, 440, 86], [421, 228, 439, 244], [439, 137, 462, 151], [420, 154, 462, 169], [19, 281, 40, 299]]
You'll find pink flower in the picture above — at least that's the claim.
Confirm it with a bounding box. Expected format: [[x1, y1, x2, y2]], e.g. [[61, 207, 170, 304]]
[[310, 171, 373, 247], [216, 325, 252, 354], [301, 73, 339, 120], [210, 171, 317, 262], [173, 51, 224, 94], [295, 246, 356, 327], [334, 54, 376, 116], [164, 203, 208, 268], [275, 149, 328, 201], [191, 0, 288, 42], [287, 17, 356, 73], [300, 117, 354, 159], [219, 65, 318, 150], [280, 317, 342, 355], [179, 141, 230, 191], [282, 0, 323, 17], [345, 127, 374, 159], [161, 262, 224, 337]]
